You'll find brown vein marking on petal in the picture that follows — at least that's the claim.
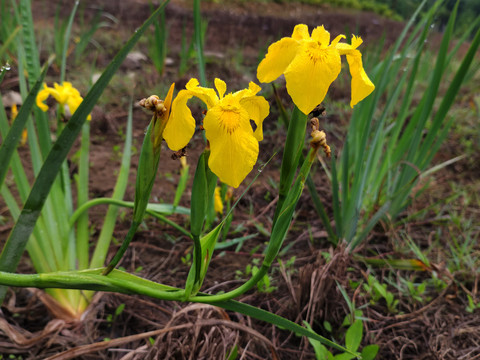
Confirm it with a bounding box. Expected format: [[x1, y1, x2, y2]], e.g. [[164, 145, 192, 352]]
[[218, 105, 241, 135]]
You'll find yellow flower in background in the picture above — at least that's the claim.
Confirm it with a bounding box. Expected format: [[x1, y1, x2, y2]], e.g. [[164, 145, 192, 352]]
[[214, 186, 223, 214], [10, 103, 18, 119], [10, 104, 28, 146], [257, 24, 375, 115], [36, 82, 91, 120], [163, 78, 269, 188]]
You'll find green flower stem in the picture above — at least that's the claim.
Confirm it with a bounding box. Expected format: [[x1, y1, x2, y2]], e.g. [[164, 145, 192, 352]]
[[103, 220, 142, 275], [272, 106, 308, 225], [189, 152, 208, 287], [190, 147, 318, 303], [0, 265, 352, 355], [192, 234, 202, 288], [69, 198, 192, 239], [0, 269, 182, 299], [76, 121, 91, 270]]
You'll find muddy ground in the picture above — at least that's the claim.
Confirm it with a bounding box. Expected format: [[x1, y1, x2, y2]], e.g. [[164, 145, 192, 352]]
[[0, 0, 479, 359]]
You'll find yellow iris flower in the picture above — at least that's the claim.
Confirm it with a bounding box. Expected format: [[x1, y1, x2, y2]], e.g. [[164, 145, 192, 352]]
[[257, 24, 375, 115], [36, 81, 91, 120], [163, 78, 269, 188]]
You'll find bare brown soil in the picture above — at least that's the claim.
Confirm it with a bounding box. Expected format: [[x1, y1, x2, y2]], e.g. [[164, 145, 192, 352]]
[[1, 0, 479, 359]]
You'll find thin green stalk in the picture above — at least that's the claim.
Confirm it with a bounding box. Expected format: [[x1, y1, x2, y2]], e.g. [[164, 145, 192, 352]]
[[0, 268, 353, 354], [104, 221, 142, 275], [70, 198, 192, 241], [59, 0, 79, 83], [193, 0, 206, 86], [272, 106, 308, 224], [192, 147, 318, 303], [75, 121, 91, 270], [306, 174, 336, 244], [0, 26, 20, 61], [104, 108, 168, 274]]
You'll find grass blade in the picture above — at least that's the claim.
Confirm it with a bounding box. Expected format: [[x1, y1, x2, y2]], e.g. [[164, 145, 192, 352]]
[[193, 0, 206, 86], [59, 0, 79, 83], [216, 299, 355, 355]]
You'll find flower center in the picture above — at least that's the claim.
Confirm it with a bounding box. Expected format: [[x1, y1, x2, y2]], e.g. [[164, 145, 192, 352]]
[[216, 95, 242, 134], [218, 105, 241, 134], [305, 41, 334, 65]]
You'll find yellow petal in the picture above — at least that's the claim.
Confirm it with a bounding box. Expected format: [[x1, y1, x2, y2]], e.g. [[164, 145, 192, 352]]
[[336, 35, 361, 54], [162, 83, 175, 121], [331, 34, 346, 48], [67, 96, 81, 115], [232, 81, 261, 99], [291, 24, 310, 41], [231, 82, 269, 141], [203, 100, 258, 188], [239, 95, 269, 142], [345, 50, 375, 107], [51, 82, 68, 104], [311, 25, 330, 48], [284, 42, 341, 114], [351, 35, 363, 49], [163, 89, 197, 151], [36, 85, 51, 112], [185, 78, 218, 109], [214, 78, 227, 99], [257, 37, 301, 83]]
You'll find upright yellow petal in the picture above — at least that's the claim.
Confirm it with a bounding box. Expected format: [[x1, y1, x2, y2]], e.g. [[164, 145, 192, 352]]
[[311, 25, 330, 48], [257, 37, 301, 83], [284, 42, 342, 114], [163, 89, 197, 151], [331, 34, 346, 48], [351, 35, 363, 49], [232, 82, 269, 141], [345, 50, 375, 107], [203, 100, 258, 188], [291, 24, 310, 41], [214, 78, 227, 99], [162, 83, 176, 121], [239, 95, 269, 141]]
